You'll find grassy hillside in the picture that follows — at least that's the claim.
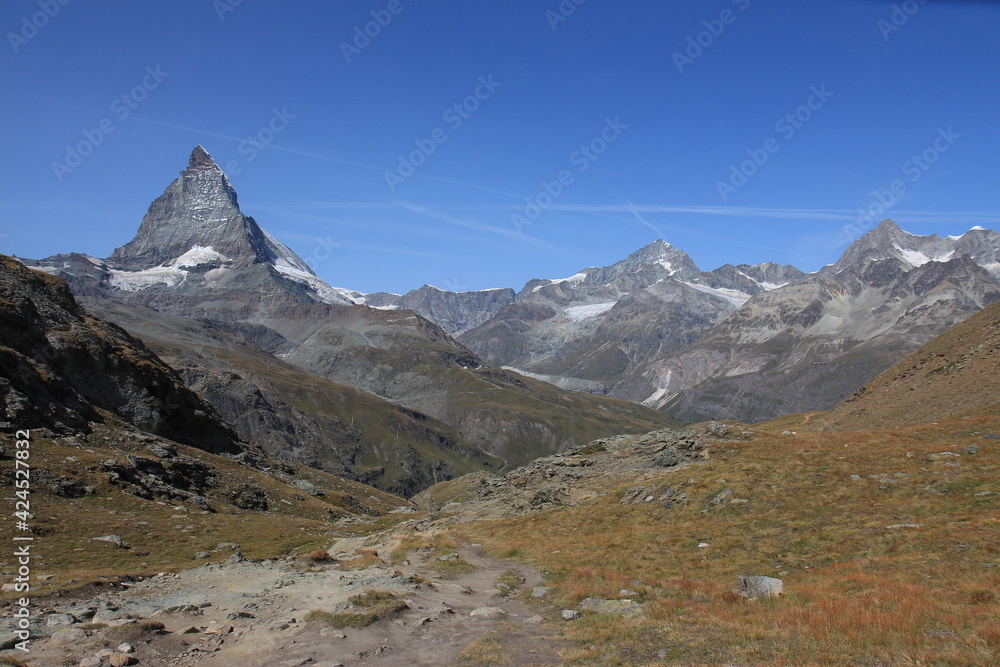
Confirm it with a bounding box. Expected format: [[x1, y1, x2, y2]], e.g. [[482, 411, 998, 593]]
[[0, 424, 413, 600], [455, 412, 999, 665]]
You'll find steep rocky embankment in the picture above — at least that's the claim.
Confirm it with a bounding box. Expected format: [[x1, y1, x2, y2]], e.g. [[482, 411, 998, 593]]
[[0, 255, 242, 455]]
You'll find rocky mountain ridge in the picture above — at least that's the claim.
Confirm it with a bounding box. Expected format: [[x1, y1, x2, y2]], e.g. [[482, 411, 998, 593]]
[[20, 145, 1000, 433]]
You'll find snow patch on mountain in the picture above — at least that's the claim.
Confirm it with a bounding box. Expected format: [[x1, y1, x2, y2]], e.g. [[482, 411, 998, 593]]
[[684, 283, 753, 307], [173, 245, 230, 268], [893, 244, 956, 267], [533, 271, 589, 293], [109, 245, 230, 291], [564, 301, 617, 322], [642, 371, 674, 408], [110, 265, 188, 291]]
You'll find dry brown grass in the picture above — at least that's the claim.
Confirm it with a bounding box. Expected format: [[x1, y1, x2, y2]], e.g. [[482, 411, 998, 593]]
[[303, 549, 333, 562], [304, 589, 406, 628], [456, 629, 506, 665], [459, 413, 1000, 665], [335, 549, 383, 571]]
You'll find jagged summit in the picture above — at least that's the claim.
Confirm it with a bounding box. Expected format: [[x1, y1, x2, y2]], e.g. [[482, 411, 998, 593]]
[[826, 219, 1000, 276], [108, 146, 244, 271], [188, 144, 221, 171]]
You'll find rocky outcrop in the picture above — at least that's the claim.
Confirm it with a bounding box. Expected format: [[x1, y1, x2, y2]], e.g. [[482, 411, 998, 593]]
[[413, 427, 717, 518], [0, 255, 245, 455]]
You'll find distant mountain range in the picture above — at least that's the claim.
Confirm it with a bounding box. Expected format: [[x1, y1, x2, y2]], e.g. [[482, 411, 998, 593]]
[[18, 146, 1000, 485], [454, 220, 999, 423]]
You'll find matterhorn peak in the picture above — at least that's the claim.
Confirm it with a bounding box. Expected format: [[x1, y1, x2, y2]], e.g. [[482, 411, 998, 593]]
[[108, 147, 248, 271], [103, 147, 355, 306], [188, 145, 221, 171]]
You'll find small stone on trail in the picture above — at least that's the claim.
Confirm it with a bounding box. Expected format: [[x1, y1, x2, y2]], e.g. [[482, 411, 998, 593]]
[[470, 607, 506, 619], [561, 609, 580, 620]]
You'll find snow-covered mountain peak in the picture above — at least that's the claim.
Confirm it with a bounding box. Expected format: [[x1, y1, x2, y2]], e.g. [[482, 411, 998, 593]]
[[827, 219, 1000, 277]]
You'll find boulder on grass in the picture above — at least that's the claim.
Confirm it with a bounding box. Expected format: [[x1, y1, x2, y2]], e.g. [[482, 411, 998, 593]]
[[737, 575, 783, 599]]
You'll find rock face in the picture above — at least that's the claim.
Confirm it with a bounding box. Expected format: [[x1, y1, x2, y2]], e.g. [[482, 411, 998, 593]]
[[459, 240, 799, 394], [822, 221, 1000, 277], [437, 220, 998, 424], [0, 255, 245, 455], [363, 285, 516, 336]]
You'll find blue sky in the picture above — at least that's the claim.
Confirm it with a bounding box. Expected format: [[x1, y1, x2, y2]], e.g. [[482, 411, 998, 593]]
[[2, 0, 998, 294]]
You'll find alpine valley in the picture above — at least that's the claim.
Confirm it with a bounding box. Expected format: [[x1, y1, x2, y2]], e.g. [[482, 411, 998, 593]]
[[20, 148, 1000, 491], [4, 146, 1000, 666]]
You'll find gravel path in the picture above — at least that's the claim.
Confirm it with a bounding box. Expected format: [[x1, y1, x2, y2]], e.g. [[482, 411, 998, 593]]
[[17, 541, 567, 667]]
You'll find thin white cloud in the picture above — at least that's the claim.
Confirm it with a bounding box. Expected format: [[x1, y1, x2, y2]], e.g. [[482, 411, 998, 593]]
[[399, 203, 551, 247], [128, 117, 524, 198], [275, 201, 1000, 225]]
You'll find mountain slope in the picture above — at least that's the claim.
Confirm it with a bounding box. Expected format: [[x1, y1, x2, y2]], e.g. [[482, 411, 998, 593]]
[[81, 298, 497, 497], [458, 240, 800, 393], [813, 299, 1000, 431], [362, 285, 516, 335]]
